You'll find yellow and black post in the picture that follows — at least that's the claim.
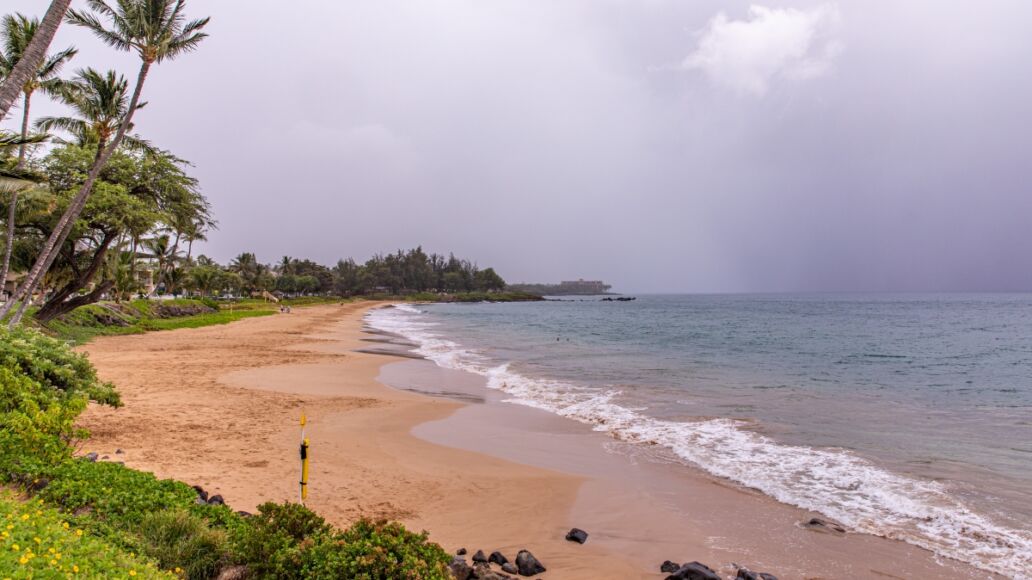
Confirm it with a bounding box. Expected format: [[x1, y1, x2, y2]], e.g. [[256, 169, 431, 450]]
[[299, 413, 310, 504]]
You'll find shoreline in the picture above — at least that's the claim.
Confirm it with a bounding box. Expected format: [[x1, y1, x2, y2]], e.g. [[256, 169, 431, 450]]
[[76, 303, 992, 578]]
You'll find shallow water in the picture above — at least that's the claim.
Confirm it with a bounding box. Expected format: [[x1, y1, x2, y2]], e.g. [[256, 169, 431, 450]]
[[366, 294, 1032, 577]]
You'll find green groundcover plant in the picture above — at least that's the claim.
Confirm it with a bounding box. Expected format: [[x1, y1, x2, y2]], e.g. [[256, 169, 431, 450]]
[[0, 325, 451, 578]]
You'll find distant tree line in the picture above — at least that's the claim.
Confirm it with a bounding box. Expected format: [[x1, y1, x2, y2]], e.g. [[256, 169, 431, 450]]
[[180, 247, 507, 298]]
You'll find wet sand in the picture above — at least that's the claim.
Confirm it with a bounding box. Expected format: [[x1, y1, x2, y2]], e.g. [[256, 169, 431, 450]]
[[77, 303, 991, 579]]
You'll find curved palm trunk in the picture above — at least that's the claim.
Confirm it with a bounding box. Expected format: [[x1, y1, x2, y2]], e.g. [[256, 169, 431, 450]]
[[4, 60, 152, 326], [0, 0, 71, 121]]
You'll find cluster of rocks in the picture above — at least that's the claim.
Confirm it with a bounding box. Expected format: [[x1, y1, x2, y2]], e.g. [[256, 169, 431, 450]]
[[659, 561, 778, 580], [449, 549, 545, 579], [449, 526, 592, 579]]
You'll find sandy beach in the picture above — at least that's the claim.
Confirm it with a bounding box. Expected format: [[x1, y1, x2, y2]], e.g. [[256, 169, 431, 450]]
[[76, 303, 991, 579]]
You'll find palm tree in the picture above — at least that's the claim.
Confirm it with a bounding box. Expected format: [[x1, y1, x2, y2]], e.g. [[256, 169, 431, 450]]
[[0, 13, 77, 168], [0, 0, 72, 121], [0, 133, 45, 300], [2, 0, 209, 325], [35, 68, 137, 162]]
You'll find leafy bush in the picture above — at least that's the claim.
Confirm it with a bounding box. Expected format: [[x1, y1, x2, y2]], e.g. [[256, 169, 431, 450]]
[[301, 519, 451, 580], [0, 325, 120, 406], [138, 509, 229, 579], [231, 502, 331, 579], [0, 493, 172, 578], [0, 366, 86, 474], [230, 503, 450, 580]]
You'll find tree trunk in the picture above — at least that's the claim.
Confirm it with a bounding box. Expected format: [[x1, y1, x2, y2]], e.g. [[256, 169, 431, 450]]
[[0, 0, 71, 121], [35, 280, 114, 324], [34, 234, 114, 323], [17, 92, 32, 167], [0, 190, 16, 300], [3, 60, 152, 325]]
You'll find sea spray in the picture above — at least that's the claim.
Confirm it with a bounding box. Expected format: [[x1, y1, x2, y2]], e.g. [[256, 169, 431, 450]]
[[366, 303, 1032, 578]]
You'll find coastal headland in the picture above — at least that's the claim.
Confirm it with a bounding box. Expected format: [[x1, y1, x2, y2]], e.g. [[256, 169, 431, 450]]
[[76, 303, 992, 579]]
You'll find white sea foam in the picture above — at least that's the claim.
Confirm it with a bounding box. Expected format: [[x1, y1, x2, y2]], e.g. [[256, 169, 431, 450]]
[[366, 305, 1032, 578]]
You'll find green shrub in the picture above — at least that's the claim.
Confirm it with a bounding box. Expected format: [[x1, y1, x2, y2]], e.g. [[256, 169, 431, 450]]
[[138, 509, 229, 579], [301, 519, 451, 580], [0, 366, 86, 473], [0, 325, 120, 406], [0, 493, 172, 578], [231, 502, 331, 579]]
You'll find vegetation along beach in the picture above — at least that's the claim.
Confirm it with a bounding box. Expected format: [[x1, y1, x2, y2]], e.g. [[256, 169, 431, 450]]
[[2, 1, 1031, 579]]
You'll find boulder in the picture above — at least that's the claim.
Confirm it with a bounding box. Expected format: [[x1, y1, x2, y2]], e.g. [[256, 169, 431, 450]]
[[235, 510, 252, 518], [216, 565, 249, 580], [736, 569, 778, 580], [192, 485, 209, 502], [472, 549, 488, 563], [565, 528, 589, 544], [207, 494, 225, 506], [803, 517, 846, 534], [449, 556, 473, 580], [515, 550, 546, 576], [501, 563, 518, 575], [115, 448, 124, 454], [84, 452, 98, 462], [666, 561, 720, 580], [661, 561, 681, 573], [488, 551, 509, 566], [457, 548, 468, 556]]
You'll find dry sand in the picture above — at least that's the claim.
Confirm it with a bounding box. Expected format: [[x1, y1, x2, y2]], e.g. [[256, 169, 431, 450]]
[[76, 303, 990, 579]]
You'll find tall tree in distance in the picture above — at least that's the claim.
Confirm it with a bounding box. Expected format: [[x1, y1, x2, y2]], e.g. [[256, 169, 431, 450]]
[[0, 0, 71, 122], [2, 0, 210, 325]]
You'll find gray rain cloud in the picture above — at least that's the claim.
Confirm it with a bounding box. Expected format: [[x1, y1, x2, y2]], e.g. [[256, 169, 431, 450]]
[[4, 0, 1031, 292]]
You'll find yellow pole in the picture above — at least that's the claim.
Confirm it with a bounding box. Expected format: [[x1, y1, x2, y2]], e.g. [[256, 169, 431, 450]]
[[299, 413, 309, 504]]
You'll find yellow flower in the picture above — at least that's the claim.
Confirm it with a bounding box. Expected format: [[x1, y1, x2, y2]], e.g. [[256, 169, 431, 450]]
[[50, 559, 57, 565], [18, 557, 27, 565], [11, 544, 19, 551], [75, 530, 83, 537], [20, 514, 28, 521], [56, 553, 62, 559], [129, 570, 137, 577], [33, 537, 41, 544], [73, 565, 79, 573], [2, 530, 8, 538], [63, 522, 69, 529]]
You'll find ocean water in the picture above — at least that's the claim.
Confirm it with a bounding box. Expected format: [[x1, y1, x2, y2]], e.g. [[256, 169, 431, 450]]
[[366, 294, 1032, 577]]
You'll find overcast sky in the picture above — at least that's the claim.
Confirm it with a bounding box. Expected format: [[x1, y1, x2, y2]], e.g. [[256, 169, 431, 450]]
[[4, 1, 1032, 292]]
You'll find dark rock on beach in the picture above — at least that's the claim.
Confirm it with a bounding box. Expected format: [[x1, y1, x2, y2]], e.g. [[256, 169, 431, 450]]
[[736, 567, 779, 580], [665, 561, 721, 580], [501, 562, 518, 575], [207, 494, 225, 506], [472, 549, 488, 563], [84, 452, 98, 462], [192, 485, 208, 502], [803, 517, 846, 534], [515, 550, 546, 576], [565, 527, 589, 544], [661, 560, 681, 573], [449, 556, 473, 580], [489, 551, 509, 566], [457, 548, 467, 556]]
